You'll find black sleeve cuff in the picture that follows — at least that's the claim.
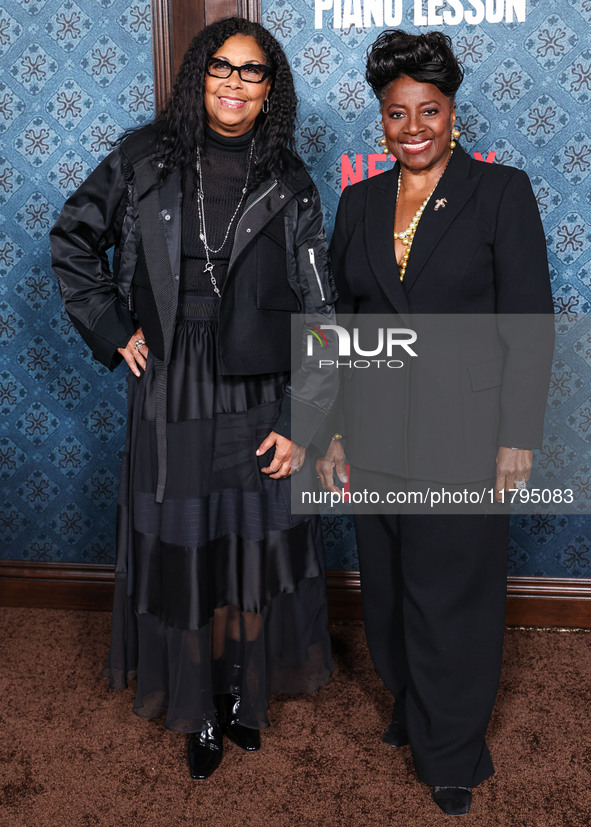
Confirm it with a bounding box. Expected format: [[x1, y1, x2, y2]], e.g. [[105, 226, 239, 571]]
[[272, 394, 330, 449]]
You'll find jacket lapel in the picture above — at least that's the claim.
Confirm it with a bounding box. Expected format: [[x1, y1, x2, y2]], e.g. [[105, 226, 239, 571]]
[[132, 157, 178, 362], [133, 156, 181, 282], [402, 146, 482, 293], [364, 166, 410, 316], [228, 163, 314, 273], [228, 177, 280, 273], [158, 168, 182, 283]]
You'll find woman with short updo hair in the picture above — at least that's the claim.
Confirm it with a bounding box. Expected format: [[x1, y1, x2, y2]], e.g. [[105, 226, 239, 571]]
[[365, 29, 465, 101], [317, 28, 553, 816]]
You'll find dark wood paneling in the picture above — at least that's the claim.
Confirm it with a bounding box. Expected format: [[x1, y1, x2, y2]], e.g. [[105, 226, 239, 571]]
[[326, 570, 363, 619], [2, 562, 591, 628], [151, 0, 174, 112], [238, 0, 261, 22], [505, 577, 591, 627], [0, 562, 114, 612], [325, 571, 591, 628], [152, 0, 262, 109], [170, 0, 205, 80], [207, 0, 242, 22]]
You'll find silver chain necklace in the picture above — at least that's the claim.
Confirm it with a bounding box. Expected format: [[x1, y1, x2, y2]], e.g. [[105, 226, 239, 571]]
[[195, 139, 255, 298]]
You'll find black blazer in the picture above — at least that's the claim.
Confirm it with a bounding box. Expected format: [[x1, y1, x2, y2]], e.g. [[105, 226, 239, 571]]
[[330, 145, 554, 483]]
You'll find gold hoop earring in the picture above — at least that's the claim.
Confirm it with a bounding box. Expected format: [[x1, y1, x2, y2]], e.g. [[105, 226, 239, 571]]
[[379, 135, 389, 155], [450, 127, 460, 149]]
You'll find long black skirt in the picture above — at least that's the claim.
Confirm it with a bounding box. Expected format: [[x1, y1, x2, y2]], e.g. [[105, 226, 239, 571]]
[[103, 297, 334, 733]]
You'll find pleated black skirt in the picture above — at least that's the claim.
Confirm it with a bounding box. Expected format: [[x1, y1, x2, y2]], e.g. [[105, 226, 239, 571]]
[[103, 297, 334, 732]]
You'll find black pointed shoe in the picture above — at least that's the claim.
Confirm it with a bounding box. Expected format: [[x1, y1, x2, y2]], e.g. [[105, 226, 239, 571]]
[[381, 720, 409, 747], [432, 786, 472, 816], [187, 721, 223, 780], [222, 694, 261, 752]]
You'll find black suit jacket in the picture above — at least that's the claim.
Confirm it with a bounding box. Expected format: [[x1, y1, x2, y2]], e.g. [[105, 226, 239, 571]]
[[329, 145, 554, 483]]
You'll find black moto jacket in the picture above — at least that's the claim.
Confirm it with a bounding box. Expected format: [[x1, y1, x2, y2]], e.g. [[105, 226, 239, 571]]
[[50, 126, 338, 447]]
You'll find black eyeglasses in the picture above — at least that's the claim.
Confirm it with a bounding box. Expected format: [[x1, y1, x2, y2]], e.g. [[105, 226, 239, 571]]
[[206, 58, 273, 84]]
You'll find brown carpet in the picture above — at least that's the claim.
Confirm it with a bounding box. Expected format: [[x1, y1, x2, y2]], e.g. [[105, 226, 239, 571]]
[[0, 610, 589, 827]]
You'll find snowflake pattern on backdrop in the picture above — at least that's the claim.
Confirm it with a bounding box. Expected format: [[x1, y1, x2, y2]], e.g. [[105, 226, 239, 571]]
[[0, 0, 152, 563]]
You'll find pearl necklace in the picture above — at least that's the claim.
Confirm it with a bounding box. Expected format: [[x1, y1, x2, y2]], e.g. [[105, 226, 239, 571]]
[[394, 151, 452, 283]]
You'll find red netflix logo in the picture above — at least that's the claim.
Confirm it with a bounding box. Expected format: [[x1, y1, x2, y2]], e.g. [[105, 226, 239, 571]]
[[340, 152, 497, 191]]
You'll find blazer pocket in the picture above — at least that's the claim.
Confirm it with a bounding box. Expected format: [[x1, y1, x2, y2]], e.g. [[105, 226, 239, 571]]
[[256, 217, 300, 311], [467, 358, 503, 392]]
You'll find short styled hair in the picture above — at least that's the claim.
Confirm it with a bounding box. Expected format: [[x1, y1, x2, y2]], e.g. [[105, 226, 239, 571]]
[[366, 30, 464, 104]]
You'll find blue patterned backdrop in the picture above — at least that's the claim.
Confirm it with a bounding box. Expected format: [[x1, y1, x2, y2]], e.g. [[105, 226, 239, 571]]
[[1, 1, 590, 578], [0, 0, 152, 564]]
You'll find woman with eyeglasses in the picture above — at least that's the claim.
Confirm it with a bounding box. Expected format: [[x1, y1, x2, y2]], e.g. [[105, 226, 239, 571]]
[[51, 17, 336, 780]]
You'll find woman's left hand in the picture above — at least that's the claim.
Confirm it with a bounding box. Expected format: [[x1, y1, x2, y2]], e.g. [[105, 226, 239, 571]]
[[257, 432, 305, 479], [495, 446, 533, 502], [117, 327, 148, 377]]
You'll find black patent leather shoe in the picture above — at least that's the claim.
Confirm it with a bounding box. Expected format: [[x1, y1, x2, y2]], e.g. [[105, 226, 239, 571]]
[[187, 722, 223, 780], [432, 786, 472, 816], [381, 720, 409, 747], [223, 694, 261, 752]]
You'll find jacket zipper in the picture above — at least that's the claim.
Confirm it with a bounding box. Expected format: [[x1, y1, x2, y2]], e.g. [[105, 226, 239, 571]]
[[236, 180, 278, 235], [227, 180, 279, 275], [308, 248, 325, 303]]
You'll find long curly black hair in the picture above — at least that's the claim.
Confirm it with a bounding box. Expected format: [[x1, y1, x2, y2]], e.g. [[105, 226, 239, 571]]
[[154, 17, 299, 187], [366, 30, 464, 104]]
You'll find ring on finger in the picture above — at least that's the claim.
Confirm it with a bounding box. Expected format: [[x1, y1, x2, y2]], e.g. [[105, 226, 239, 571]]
[[133, 339, 146, 352]]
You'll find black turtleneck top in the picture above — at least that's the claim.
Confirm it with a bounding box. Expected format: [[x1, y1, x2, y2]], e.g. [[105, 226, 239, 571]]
[[180, 127, 254, 297]]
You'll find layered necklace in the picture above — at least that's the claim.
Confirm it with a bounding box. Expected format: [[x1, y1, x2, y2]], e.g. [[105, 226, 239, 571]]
[[195, 138, 255, 297], [394, 150, 452, 283]]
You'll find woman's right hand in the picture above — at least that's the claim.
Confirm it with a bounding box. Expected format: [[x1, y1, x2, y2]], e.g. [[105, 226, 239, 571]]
[[117, 327, 148, 377], [316, 439, 348, 494]]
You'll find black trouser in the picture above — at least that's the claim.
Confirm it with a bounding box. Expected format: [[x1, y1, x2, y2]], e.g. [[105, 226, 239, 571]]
[[352, 468, 509, 787]]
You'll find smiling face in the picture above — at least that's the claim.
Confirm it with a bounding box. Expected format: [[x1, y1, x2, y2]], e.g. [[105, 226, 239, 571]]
[[204, 34, 271, 137], [381, 75, 456, 174]]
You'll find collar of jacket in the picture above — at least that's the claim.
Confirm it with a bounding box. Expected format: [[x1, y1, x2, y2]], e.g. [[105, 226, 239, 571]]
[[123, 130, 313, 279], [123, 124, 313, 200], [363, 144, 483, 314], [227, 166, 311, 272]]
